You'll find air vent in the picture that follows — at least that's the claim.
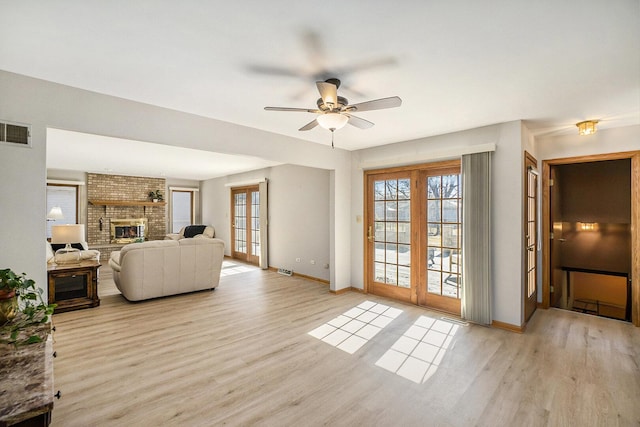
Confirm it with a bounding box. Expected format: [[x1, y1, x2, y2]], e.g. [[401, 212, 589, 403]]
[[277, 268, 293, 276], [0, 121, 31, 146]]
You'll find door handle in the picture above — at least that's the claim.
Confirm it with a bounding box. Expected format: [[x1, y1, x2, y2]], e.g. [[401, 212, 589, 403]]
[[367, 226, 374, 243]]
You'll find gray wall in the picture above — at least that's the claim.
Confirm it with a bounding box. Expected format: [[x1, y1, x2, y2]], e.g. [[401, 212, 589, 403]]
[[351, 122, 528, 325], [202, 164, 331, 281]]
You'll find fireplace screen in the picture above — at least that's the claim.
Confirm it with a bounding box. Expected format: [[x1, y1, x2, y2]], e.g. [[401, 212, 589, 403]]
[[110, 218, 148, 243]]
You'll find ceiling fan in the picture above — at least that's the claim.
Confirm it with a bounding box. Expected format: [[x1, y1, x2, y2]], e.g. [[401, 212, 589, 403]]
[[264, 78, 402, 147]]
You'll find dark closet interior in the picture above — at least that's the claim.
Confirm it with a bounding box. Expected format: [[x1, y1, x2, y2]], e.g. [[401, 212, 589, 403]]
[[550, 159, 632, 321]]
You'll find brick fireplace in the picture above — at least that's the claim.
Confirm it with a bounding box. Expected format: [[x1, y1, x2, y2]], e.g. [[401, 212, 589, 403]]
[[87, 173, 166, 261]]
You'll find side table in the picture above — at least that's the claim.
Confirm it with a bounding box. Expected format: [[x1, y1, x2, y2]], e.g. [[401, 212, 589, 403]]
[[47, 260, 100, 313]]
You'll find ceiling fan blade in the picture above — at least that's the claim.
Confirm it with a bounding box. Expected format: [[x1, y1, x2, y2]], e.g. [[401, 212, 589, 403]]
[[316, 81, 338, 107], [299, 119, 319, 131], [345, 114, 375, 129], [346, 96, 402, 112], [264, 107, 320, 113], [246, 64, 304, 78]]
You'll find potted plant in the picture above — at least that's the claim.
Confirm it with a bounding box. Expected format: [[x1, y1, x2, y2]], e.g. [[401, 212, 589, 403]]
[[0, 269, 56, 346], [148, 190, 163, 202]]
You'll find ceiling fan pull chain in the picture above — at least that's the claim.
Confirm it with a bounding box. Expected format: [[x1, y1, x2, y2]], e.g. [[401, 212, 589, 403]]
[[331, 129, 335, 148]]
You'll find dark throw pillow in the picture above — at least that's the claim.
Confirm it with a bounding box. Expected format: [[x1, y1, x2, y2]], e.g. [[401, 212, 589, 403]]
[[183, 225, 207, 238]]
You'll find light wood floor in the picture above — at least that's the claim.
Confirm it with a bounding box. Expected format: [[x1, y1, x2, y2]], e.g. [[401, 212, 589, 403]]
[[50, 263, 640, 426]]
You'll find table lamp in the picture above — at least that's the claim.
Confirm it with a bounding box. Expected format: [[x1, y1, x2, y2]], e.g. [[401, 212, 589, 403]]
[[51, 224, 85, 264], [46, 206, 64, 221]]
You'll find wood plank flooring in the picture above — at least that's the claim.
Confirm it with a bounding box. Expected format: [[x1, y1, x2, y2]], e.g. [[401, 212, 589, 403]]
[[50, 263, 640, 426]]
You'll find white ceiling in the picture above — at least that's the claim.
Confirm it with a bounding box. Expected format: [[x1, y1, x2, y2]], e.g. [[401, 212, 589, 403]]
[[1, 1, 639, 179], [46, 128, 282, 181]]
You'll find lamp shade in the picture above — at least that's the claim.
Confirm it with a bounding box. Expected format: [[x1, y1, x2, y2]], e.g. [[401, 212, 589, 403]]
[[51, 224, 85, 244], [317, 112, 349, 130], [46, 206, 64, 221]]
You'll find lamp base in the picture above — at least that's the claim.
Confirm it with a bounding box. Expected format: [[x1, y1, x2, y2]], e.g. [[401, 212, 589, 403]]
[[54, 243, 81, 264]]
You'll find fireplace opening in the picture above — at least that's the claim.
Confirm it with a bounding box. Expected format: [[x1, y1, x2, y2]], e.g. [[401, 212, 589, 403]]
[[110, 218, 148, 243]]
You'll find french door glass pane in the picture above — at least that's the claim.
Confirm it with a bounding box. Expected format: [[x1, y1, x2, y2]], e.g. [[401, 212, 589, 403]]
[[251, 191, 260, 255], [397, 201, 410, 221], [234, 193, 246, 253], [373, 178, 411, 288], [398, 224, 411, 244], [398, 179, 411, 199], [426, 173, 462, 299], [375, 202, 385, 220], [374, 242, 385, 262]]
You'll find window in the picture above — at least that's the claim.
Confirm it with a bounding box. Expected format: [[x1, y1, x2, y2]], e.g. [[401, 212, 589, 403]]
[[171, 190, 195, 233], [46, 184, 78, 238]]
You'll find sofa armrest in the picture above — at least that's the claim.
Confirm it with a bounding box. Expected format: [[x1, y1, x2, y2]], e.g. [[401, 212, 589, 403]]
[[165, 233, 180, 240]]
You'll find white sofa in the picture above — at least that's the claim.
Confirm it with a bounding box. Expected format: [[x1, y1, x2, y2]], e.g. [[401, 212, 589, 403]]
[[109, 238, 225, 301]]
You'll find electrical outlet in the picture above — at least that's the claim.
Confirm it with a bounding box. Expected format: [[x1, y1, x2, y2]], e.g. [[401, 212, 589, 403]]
[[550, 285, 554, 293], [310, 259, 316, 265], [296, 258, 301, 263]]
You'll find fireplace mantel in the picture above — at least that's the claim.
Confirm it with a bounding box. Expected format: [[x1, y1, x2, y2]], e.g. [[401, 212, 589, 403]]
[[89, 199, 166, 207]]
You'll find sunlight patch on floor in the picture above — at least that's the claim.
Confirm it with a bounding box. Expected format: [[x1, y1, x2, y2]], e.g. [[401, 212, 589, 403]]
[[375, 316, 461, 384], [308, 301, 403, 354], [220, 261, 257, 276]]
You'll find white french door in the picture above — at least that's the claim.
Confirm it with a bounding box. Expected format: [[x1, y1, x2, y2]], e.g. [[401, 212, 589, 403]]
[[231, 186, 260, 265]]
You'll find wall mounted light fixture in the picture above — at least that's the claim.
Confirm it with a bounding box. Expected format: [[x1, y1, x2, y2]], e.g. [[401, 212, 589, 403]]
[[578, 222, 597, 231], [576, 120, 598, 136]]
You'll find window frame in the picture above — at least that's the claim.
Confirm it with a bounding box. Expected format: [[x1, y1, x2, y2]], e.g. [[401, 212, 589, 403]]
[[46, 183, 79, 238], [170, 189, 195, 234]]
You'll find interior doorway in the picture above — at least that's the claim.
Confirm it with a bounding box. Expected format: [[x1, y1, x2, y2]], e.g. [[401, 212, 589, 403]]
[[542, 152, 639, 326]]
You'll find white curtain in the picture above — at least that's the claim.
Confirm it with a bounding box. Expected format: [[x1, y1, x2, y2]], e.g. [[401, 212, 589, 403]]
[[259, 180, 269, 270], [461, 151, 492, 324]]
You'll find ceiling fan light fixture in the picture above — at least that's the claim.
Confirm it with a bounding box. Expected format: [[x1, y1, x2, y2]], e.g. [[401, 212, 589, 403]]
[[576, 120, 598, 136], [317, 112, 349, 131]]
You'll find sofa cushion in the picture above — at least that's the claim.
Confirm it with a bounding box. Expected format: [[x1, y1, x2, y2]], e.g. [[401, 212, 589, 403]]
[[120, 239, 178, 257]]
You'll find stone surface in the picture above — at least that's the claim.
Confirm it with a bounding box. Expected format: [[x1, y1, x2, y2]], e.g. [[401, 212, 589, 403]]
[[0, 323, 53, 425]]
